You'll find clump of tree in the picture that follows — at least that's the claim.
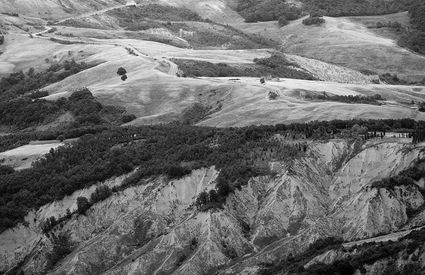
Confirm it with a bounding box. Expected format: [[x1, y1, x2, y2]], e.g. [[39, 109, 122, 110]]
[[90, 186, 112, 204], [374, 21, 402, 30], [109, 4, 203, 25], [398, 0, 425, 55], [117, 67, 128, 81], [310, 92, 384, 105], [172, 58, 317, 80], [236, 0, 302, 23], [0, 165, 14, 175], [302, 16, 325, 26], [181, 103, 211, 125], [45, 231, 74, 271], [258, 236, 344, 274], [379, 73, 425, 85], [121, 114, 137, 123], [302, 0, 414, 17], [76, 197, 90, 215], [0, 60, 93, 101], [268, 91, 279, 100], [418, 102, 425, 112]]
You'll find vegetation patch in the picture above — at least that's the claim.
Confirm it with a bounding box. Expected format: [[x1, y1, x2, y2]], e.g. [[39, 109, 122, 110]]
[[236, 0, 302, 23], [107, 4, 203, 25], [172, 55, 317, 80], [302, 16, 326, 26], [398, 0, 425, 55], [306, 92, 384, 105], [0, 64, 136, 130], [379, 73, 425, 85], [0, 60, 93, 101], [301, 0, 414, 17]]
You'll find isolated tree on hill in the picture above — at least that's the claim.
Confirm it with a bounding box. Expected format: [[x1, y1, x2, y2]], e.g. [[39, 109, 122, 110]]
[[117, 67, 127, 76]]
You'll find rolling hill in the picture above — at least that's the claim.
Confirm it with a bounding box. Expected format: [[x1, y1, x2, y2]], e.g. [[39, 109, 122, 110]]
[[2, 1, 425, 274]]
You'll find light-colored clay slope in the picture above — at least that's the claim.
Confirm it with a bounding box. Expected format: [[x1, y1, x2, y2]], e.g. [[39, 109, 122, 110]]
[[2, 140, 425, 274]]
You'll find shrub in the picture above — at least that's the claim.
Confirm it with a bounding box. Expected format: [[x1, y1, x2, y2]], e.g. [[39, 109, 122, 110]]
[[76, 197, 90, 214], [121, 75, 128, 81], [122, 114, 137, 123], [278, 16, 289, 27], [0, 165, 14, 175], [302, 16, 325, 26], [117, 67, 127, 76], [46, 231, 74, 270], [90, 186, 112, 204], [167, 166, 191, 179]]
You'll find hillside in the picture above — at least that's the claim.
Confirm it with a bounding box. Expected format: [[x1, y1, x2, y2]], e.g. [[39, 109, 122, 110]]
[[236, 15, 425, 82], [1, 0, 425, 274], [2, 135, 425, 274]]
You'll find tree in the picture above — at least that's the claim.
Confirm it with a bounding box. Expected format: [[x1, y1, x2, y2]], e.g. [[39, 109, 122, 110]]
[[57, 135, 65, 142], [46, 231, 74, 270], [117, 67, 127, 76], [208, 189, 218, 203], [196, 191, 209, 208], [303, 16, 326, 26], [90, 185, 112, 204], [76, 197, 90, 214], [278, 16, 289, 27], [0, 165, 14, 175], [167, 166, 190, 179], [122, 114, 137, 123], [121, 74, 128, 81]]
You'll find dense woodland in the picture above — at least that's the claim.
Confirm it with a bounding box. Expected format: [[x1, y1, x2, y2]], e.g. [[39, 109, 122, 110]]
[[1, 119, 424, 232], [301, 0, 415, 17], [236, 0, 302, 23], [0, 60, 92, 101], [236, 0, 415, 22], [398, 1, 425, 55], [0, 62, 136, 129]]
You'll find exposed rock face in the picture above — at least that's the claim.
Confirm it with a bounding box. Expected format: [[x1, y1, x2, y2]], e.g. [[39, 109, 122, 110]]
[[1, 140, 425, 274]]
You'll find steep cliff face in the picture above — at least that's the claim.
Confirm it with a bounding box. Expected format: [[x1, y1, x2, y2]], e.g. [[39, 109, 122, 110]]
[[1, 139, 425, 274]]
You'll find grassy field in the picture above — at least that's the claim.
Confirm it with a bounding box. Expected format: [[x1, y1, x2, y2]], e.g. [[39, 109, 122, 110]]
[[0, 141, 66, 170], [235, 14, 425, 82], [2, 19, 425, 129], [55, 6, 271, 50]]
